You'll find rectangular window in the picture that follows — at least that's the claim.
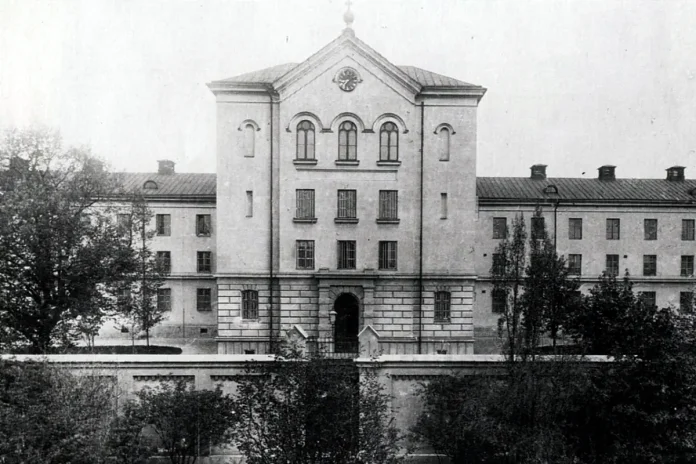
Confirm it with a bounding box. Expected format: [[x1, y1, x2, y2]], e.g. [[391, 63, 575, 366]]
[[492, 253, 505, 275], [531, 216, 545, 239], [568, 218, 583, 240], [568, 254, 582, 275], [639, 291, 656, 308], [242, 290, 259, 320], [492, 289, 506, 314], [643, 255, 657, 276], [196, 288, 212, 312], [434, 291, 451, 322], [156, 214, 171, 236], [683, 219, 695, 241], [644, 219, 657, 240], [295, 189, 316, 220], [440, 193, 448, 219], [681, 255, 694, 277], [606, 218, 620, 240], [116, 287, 131, 308], [378, 190, 398, 220], [492, 217, 507, 239], [681, 292, 694, 313], [296, 240, 315, 270], [337, 190, 357, 219], [157, 288, 171, 312], [606, 254, 619, 276], [196, 214, 211, 236], [246, 191, 253, 217], [156, 251, 171, 274], [337, 240, 356, 269], [117, 213, 131, 231], [378, 241, 398, 270], [197, 251, 212, 273]]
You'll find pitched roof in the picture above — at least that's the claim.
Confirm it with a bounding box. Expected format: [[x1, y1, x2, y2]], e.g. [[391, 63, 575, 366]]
[[218, 63, 476, 88], [114, 173, 216, 199], [477, 177, 696, 204]]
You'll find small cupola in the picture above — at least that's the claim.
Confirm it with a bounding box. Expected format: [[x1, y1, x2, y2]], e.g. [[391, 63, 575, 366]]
[[530, 164, 547, 180], [666, 166, 685, 182], [157, 160, 176, 175], [598, 165, 616, 181]]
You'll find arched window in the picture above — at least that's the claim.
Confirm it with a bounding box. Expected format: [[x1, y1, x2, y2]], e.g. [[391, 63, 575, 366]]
[[438, 127, 450, 161], [379, 122, 398, 161], [143, 180, 158, 190], [243, 124, 255, 158], [296, 120, 315, 160], [338, 121, 357, 161]]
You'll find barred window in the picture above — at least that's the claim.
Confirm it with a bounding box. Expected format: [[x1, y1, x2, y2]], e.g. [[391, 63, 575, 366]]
[[492, 289, 506, 314], [568, 218, 582, 240], [296, 120, 316, 160], [197, 251, 212, 273], [643, 255, 657, 276], [378, 190, 398, 220], [196, 214, 211, 236], [156, 251, 171, 274], [242, 290, 259, 320], [296, 240, 315, 270], [531, 216, 545, 240], [492, 253, 506, 275], [157, 288, 171, 312], [683, 219, 695, 241], [639, 291, 656, 308], [338, 121, 357, 160], [434, 291, 451, 322], [606, 254, 619, 276], [606, 218, 620, 240], [197, 288, 212, 312], [337, 190, 357, 219], [568, 254, 582, 275], [681, 255, 694, 277], [644, 219, 657, 240], [378, 241, 397, 270], [681, 292, 694, 313], [156, 214, 171, 236], [337, 240, 356, 269], [379, 122, 398, 161], [295, 189, 315, 219], [492, 217, 507, 239]]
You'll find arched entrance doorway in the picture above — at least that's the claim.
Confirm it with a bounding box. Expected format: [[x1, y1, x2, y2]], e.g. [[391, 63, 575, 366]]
[[333, 293, 360, 353]]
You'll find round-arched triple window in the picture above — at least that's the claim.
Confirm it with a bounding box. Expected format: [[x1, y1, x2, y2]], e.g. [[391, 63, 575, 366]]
[[296, 120, 315, 160], [379, 122, 398, 161], [338, 121, 357, 161]]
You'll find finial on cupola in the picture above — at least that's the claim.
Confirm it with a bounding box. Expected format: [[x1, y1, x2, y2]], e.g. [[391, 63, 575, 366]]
[[343, 0, 355, 30]]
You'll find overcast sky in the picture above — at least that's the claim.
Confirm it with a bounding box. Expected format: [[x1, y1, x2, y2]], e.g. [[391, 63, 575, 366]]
[[1, 0, 695, 178]]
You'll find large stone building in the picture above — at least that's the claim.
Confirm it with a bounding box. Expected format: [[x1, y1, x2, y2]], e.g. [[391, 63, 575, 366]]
[[105, 14, 696, 355]]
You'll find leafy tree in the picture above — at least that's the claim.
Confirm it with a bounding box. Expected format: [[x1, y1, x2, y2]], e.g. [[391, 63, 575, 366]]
[[232, 342, 401, 464], [115, 197, 166, 346], [0, 127, 140, 353], [0, 358, 118, 463], [491, 213, 527, 360], [126, 379, 236, 464]]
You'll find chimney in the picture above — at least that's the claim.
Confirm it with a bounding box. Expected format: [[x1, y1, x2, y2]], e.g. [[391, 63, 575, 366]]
[[666, 166, 685, 182], [157, 160, 175, 175], [598, 165, 616, 181], [530, 164, 547, 180]]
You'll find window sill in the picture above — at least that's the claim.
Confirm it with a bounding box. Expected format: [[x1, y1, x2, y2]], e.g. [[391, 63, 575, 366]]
[[378, 268, 398, 272], [335, 160, 359, 166], [196, 234, 211, 238], [293, 159, 317, 166], [293, 218, 317, 224], [376, 219, 400, 224], [197, 271, 212, 274], [334, 218, 359, 224], [376, 160, 401, 167], [434, 320, 451, 324]]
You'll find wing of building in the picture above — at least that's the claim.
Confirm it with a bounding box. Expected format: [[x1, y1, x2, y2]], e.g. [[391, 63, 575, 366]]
[[107, 22, 696, 355]]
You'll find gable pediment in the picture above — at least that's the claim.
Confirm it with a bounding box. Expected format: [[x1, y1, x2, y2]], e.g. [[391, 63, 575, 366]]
[[273, 30, 422, 103]]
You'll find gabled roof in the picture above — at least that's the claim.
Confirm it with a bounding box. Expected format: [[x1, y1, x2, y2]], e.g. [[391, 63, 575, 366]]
[[114, 173, 216, 200], [218, 62, 477, 88], [477, 177, 696, 205]]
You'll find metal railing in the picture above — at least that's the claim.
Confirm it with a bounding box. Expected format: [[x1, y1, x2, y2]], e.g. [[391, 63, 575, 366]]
[[307, 337, 359, 359]]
